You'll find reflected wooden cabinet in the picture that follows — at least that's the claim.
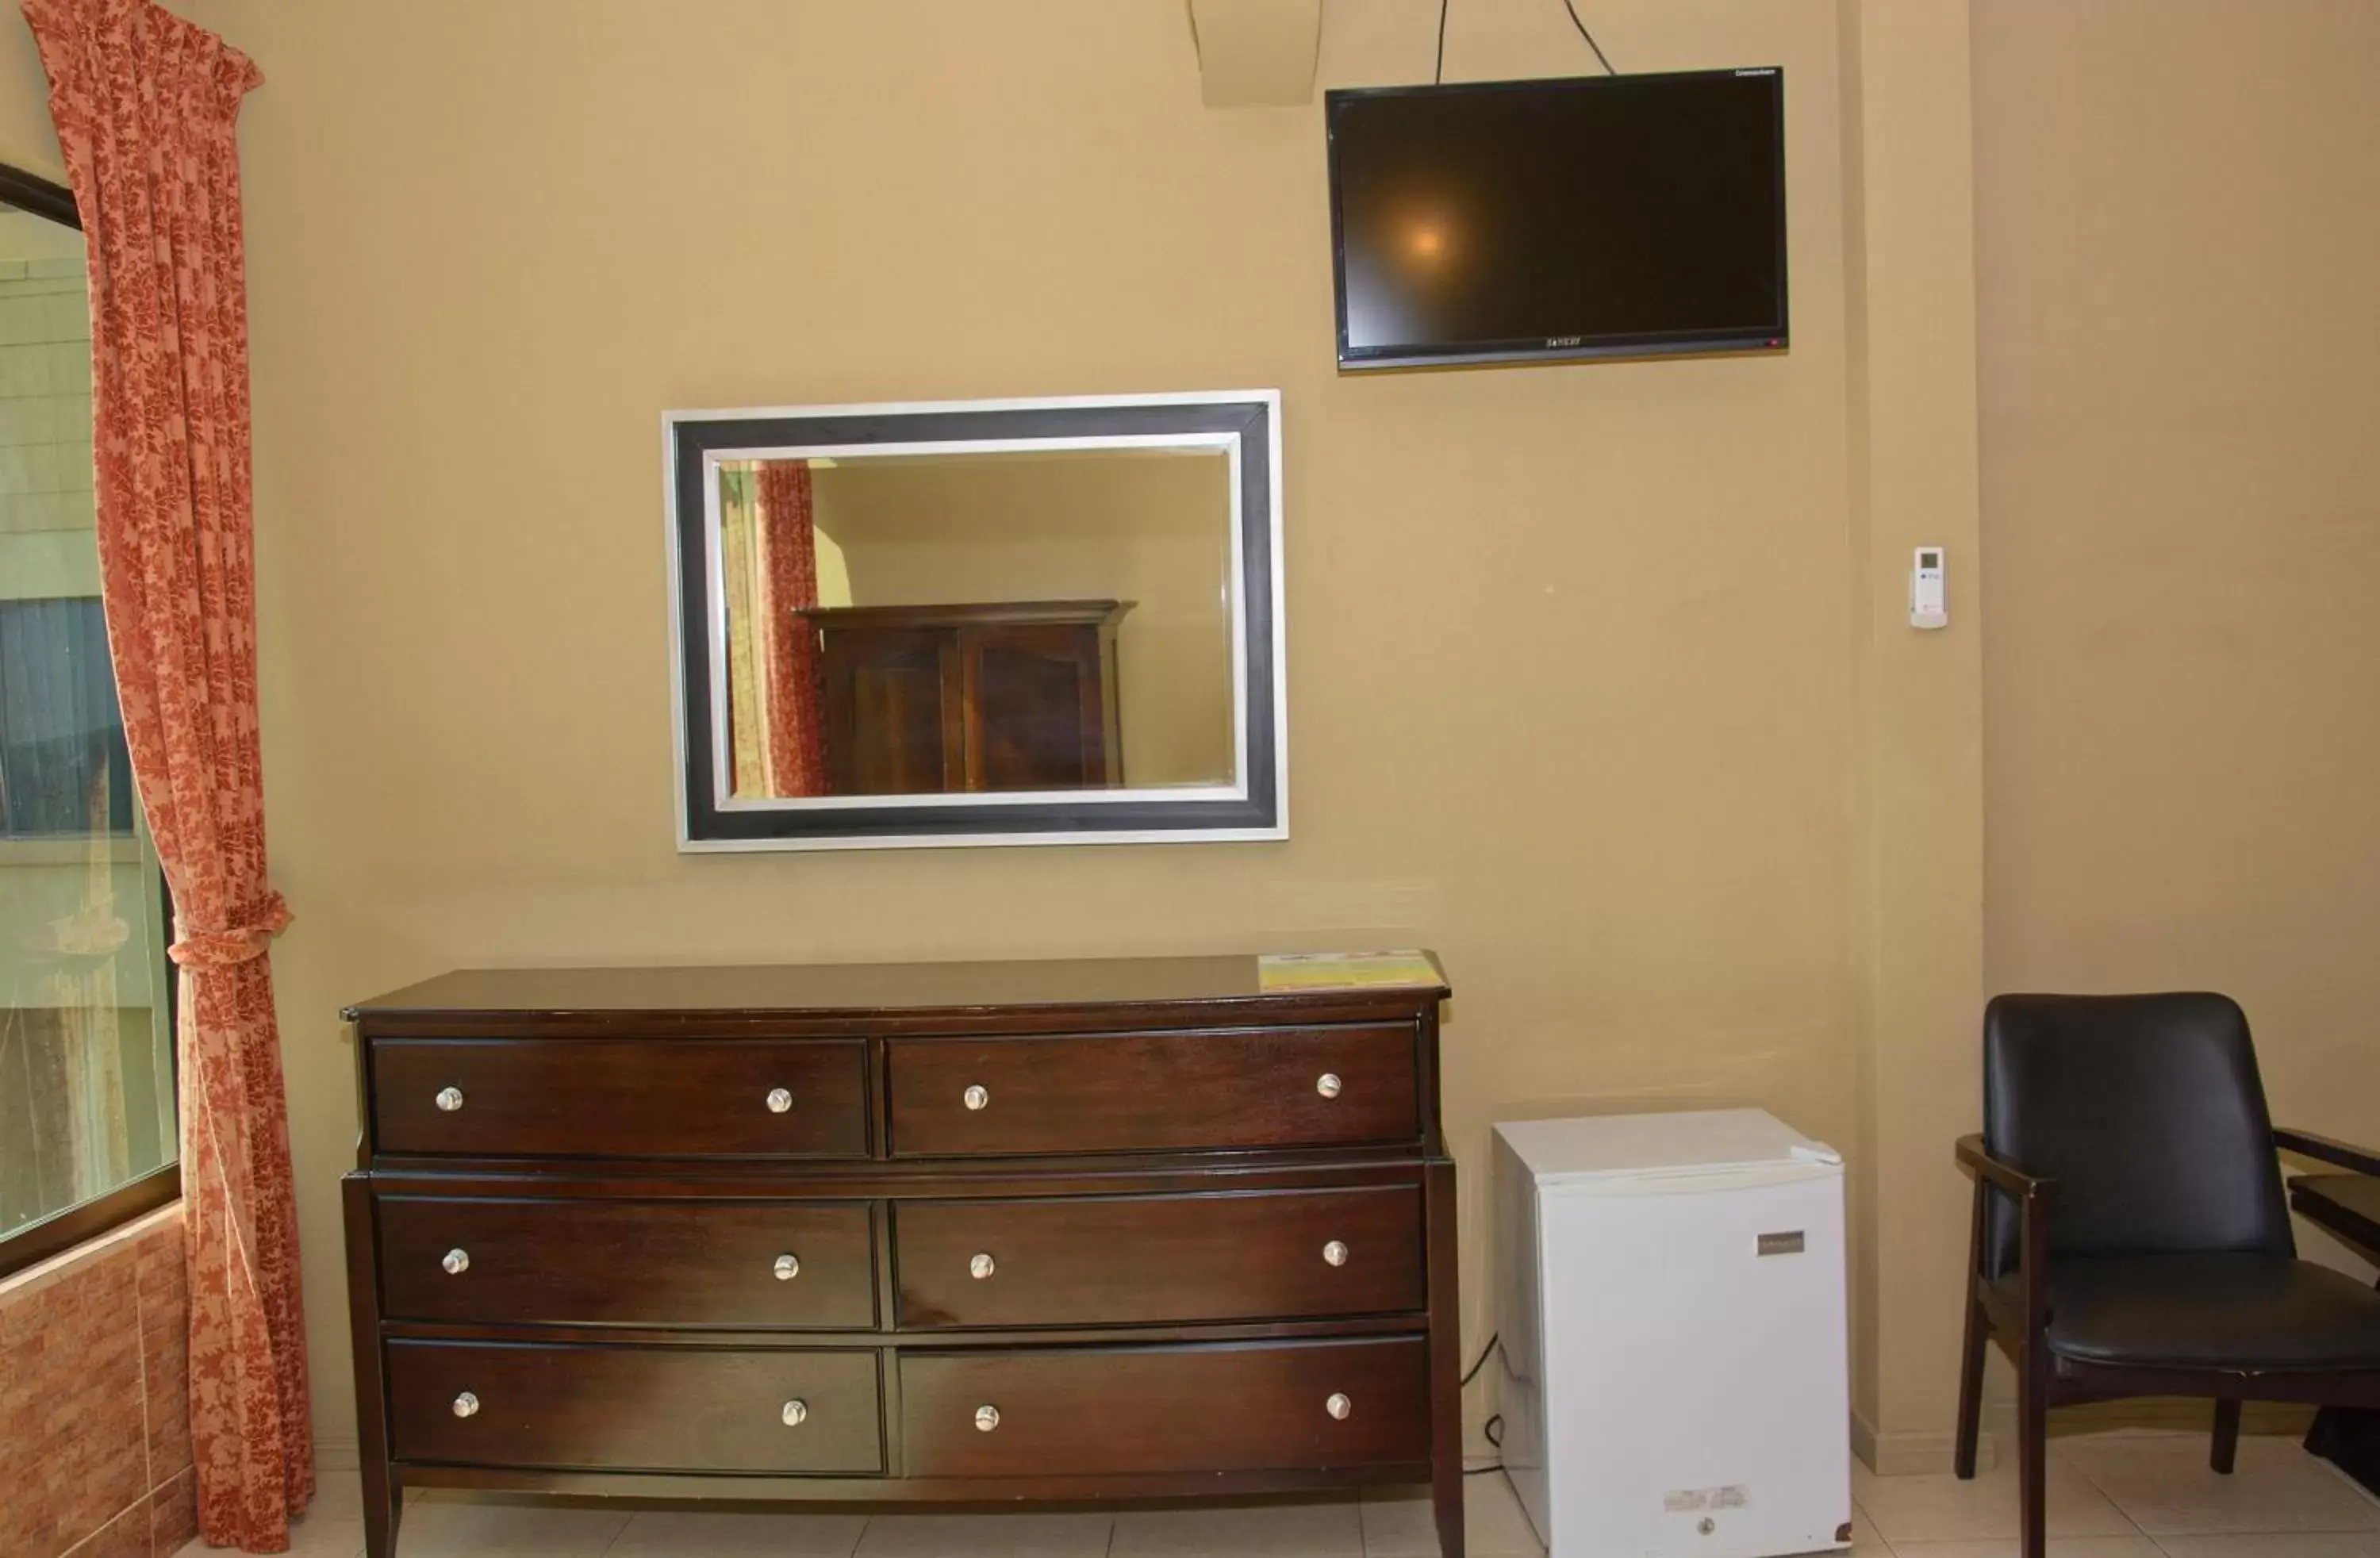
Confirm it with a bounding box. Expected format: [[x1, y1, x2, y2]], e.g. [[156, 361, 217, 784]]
[[799, 601, 1131, 795]]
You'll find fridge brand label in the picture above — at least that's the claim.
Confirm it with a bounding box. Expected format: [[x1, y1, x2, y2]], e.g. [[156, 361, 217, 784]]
[[1756, 1230, 1806, 1257], [1663, 1484, 1751, 1513]]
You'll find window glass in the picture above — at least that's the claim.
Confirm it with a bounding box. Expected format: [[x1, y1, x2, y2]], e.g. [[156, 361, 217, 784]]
[[0, 194, 175, 1251]]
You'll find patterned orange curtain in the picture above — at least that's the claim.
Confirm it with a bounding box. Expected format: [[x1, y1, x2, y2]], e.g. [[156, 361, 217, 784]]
[[758, 460, 827, 796], [21, 0, 313, 1550]]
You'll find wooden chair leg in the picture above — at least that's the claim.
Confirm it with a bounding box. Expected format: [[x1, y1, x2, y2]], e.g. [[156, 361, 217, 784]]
[[1954, 1286, 1989, 1479], [2212, 1398, 2242, 1475], [1955, 1175, 1992, 1480], [2017, 1347, 2048, 1558]]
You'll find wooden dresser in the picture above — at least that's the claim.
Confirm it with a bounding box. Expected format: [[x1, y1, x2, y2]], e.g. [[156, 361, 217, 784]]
[[341, 956, 1463, 1557]]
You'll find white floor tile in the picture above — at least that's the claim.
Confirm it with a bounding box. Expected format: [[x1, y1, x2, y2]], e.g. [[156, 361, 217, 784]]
[[1355, 1487, 1443, 1558], [1852, 1450, 2138, 1545], [174, 1433, 2380, 1558], [286, 1520, 370, 1558], [607, 1507, 868, 1556], [2056, 1434, 2380, 1537], [853, 1510, 1113, 1558], [1357, 1477, 1544, 1558], [1883, 1538, 2161, 1558], [176, 1518, 365, 1558], [1457, 1475, 1546, 1557], [390, 1494, 630, 1557], [307, 1469, 366, 1525], [2152, 1537, 2380, 1557], [1110, 1497, 1362, 1558]]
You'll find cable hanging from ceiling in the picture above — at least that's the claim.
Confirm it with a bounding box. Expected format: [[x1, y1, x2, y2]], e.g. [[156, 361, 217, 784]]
[[1437, 0, 1620, 84], [1561, 0, 1618, 75]]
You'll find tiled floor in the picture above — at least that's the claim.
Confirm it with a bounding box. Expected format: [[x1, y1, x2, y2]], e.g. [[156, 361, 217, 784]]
[[175, 1433, 2380, 1558]]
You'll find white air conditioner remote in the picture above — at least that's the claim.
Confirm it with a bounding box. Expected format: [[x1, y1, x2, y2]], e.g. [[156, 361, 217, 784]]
[[1910, 547, 1947, 630]]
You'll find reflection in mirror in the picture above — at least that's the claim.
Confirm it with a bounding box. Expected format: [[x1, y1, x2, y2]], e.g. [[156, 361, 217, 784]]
[[714, 447, 1236, 800]]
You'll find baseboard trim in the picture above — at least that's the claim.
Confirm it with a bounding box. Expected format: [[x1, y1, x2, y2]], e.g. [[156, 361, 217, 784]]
[[315, 1436, 359, 1473], [2003, 1397, 2317, 1438], [1856, 1399, 2315, 1477], [1854, 1409, 1996, 1477]]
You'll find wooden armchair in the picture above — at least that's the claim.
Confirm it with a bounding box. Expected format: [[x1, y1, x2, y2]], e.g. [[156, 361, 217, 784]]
[[2291, 1150, 2380, 1495], [1951, 993, 2380, 1558]]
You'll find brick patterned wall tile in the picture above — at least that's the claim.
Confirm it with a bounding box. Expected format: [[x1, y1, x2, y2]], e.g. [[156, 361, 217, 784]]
[[0, 1245, 150, 1556], [145, 1468, 197, 1558], [132, 1220, 190, 1486], [60, 1499, 148, 1558]]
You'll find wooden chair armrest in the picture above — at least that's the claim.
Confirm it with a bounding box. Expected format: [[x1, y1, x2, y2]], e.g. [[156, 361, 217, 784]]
[[2276, 1126, 2380, 1179], [1956, 1134, 2059, 1204], [1956, 1135, 2056, 1332]]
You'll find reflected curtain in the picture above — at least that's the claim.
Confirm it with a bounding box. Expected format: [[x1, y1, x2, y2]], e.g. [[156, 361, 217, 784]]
[[21, 0, 313, 1551], [720, 472, 768, 796], [757, 460, 825, 796]]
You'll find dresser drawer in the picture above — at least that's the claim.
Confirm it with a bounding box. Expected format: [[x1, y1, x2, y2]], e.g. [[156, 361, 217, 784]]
[[386, 1341, 881, 1472], [370, 1038, 868, 1157], [378, 1196, 876, 1328], [900, 1337, 1429, 1477], [886, 1025, 1418, 1157], [895, 1186, 1423, 1329]]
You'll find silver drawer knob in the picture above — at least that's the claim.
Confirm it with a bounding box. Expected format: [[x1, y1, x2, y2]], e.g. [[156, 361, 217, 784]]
[[434, 1086, 464, 1112], [781, 1399, 808, 1427], [442, 1248, 470, 1276], [969, 1252, 996, 1280], [1322, 1240, 1349, 1267], [765, 1088, 793, 1114], [1316, 1073, 1342, 1099], [774, 1253, 800, 1281], [974, 1404, 1000, 1432], [962, 1084, 989, 1111], [1326, 1392, 1351, 1421], [452, 1391, 479, 1418]]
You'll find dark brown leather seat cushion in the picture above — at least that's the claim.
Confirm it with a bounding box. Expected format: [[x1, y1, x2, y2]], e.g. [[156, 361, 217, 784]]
[[2294, 1174, 2380, 1264], [1983, 993, 2294, 1278], [1995, 1253, 2380, 1372]]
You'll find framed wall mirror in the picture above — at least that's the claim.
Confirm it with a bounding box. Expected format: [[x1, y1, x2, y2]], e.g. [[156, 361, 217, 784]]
[[666, 391, 1285, 850]]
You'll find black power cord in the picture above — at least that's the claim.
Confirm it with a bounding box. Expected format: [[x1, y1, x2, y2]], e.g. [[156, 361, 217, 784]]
[[1458, 1332, 1506, 1476], [1437, 1, 1618, 86], [1464, 1415, 1506, 1476], [1458, 1330, 1499, 1387], [1560, 0, 1619, 75], [1561, 0, 1618, 75]]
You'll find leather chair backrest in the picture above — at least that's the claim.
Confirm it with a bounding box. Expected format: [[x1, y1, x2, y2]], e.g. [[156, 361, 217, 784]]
[[1983, 992, 2293, 1276]]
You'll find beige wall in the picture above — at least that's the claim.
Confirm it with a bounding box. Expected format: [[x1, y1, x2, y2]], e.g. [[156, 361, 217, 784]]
[[812, 451, 1237, 786], [1, 0, 2017, 1467], [1838, 0, 1987, 1464], [1975, 0, 2380, 1310], [213, 0, 1867, 1461]]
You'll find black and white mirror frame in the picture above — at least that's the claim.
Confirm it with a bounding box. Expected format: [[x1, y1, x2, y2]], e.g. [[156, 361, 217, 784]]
[[666, 390, 1287, 850]]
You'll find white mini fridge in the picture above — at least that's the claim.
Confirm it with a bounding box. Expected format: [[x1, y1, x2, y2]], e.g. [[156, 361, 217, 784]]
[[1492, 1109, 1851, 1558]]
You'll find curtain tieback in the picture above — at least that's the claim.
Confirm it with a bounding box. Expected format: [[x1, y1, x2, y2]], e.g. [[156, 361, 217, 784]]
[[170, 891, 294, 969]]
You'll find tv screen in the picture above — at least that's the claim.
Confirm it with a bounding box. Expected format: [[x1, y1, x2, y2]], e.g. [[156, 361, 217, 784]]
[[1326, 69, 1787, 370]]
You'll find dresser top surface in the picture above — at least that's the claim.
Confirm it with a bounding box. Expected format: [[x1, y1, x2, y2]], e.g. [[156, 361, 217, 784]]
[[344, 953, 1447, 1023]]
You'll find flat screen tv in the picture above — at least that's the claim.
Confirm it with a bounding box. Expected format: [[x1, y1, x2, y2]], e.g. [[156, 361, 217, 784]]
[[1326, 68, 1787, 370]]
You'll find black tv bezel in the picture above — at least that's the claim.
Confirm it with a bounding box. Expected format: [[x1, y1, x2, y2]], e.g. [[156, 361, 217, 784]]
[[1325, 67, 1790, 372]]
